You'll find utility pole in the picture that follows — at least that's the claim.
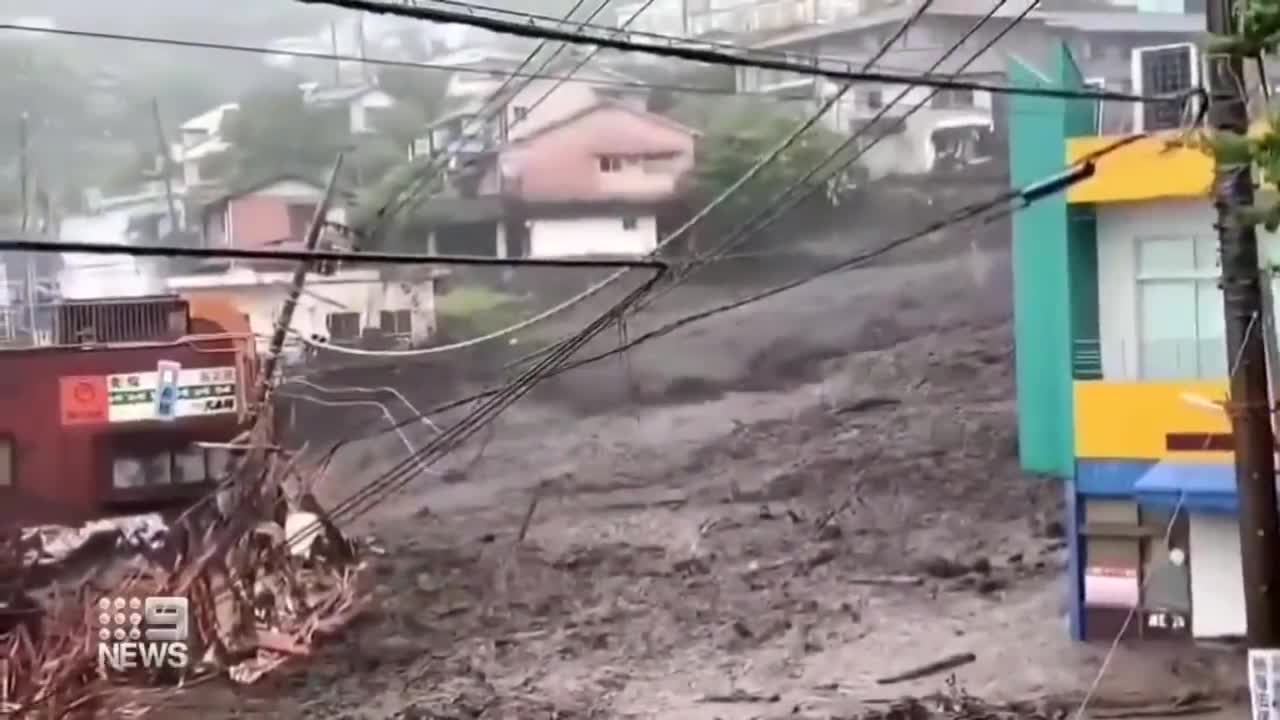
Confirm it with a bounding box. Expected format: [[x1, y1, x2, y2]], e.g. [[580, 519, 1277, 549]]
[[17, 113, 36, 345], [150, 98, 180, 237], [357, 13, 370, 84], [17, 114, 29, 234], [1208, 0, 1280, 649], [330, 21, 342, 86], [251, 153, 344, 416]]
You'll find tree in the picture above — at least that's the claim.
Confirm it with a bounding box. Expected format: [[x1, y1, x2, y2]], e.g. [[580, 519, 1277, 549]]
[[675, 97, 861, 237], [218, 86, 352, 186]]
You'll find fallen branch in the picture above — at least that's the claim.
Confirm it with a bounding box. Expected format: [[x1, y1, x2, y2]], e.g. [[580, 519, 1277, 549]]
[[698, 689, 781, 703], [848, 574, 924, 586], [876, 652, 977, 685]]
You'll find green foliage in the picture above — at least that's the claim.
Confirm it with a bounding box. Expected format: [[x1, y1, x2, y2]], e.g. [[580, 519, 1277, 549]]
[[678, 97, 857, 223], [218, 86, 351, 186], [1200, 0, 1280, 228]]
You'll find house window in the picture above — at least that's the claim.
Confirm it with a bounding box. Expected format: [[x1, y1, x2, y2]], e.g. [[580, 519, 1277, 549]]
[[287, 203, 318, 241], [326, 311, 361, 341], [932, 88, 975, 109], [380, 309, 413, 336], [1136, 234, 1226, 380], [599, 155, 623, 173], [111, 446, 229, 489], [865, 89, 883, 109], [512, 105, 530, 121], [622, 216, 638, 230], [0, 437, 12, 487]]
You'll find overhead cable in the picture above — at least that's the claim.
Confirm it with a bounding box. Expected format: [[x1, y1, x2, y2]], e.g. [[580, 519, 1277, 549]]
[[369, 0, 609, 239], [296, 0, 1190, 104], [295, 0, 936, 359], [0, 239, 669, 271], [504, 0, 1015, 372], [301, 140, 1122, 544]]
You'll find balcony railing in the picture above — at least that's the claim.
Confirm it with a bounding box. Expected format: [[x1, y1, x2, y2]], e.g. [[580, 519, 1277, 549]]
[[1073, 338, 1103, 380]]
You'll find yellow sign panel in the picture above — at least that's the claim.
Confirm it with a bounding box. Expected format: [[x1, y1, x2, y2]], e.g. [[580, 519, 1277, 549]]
[[1073, 380, 1231, 462], [1065, 135, 1211, 205]]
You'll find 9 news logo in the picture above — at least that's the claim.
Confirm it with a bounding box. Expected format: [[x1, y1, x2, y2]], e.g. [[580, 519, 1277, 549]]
[[93, 595, 190, 673]]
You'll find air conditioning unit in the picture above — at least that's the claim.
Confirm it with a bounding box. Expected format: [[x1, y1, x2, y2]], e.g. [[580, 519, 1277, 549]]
[[1131, 42, 1199, 133]]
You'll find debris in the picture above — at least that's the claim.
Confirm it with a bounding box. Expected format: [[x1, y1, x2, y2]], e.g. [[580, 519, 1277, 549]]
[[1, 429, 369, 717], [848, 574, 925, 586], [1091, 705, 1222, 719], [876, 652, 978, 685], [698, 689, 782, 703]]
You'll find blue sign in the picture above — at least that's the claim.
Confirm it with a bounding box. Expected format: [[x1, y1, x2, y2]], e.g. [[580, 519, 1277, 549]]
[[154, 361, 181, 421]]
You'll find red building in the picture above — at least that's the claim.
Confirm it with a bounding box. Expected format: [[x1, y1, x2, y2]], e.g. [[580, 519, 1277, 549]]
[[0, 294, 257, 529]]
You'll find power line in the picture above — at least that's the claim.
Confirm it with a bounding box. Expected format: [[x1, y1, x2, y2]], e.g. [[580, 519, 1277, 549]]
[[302, 140, 1120, 543], [298, 0, 1188, 104], [298, 0, 937, 359], [0, 23, 794, 98], [0, 239, 669, 271], [379, 0, 646, 236], [504, 0, 1017, 373], [307, 140, 1120, 454]]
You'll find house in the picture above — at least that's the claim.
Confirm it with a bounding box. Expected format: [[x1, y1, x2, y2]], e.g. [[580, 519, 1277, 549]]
[[1006, 43, 1254, 643], [720, 0, 1202, 175], [165, 266, 439, 359], [0, 294, 255, 528], [194, 175, 344, 251], [302, 83, 397, 135], [176, 103, 238, 187], [422, 100, 697, 259], [419, 50, 651, 158]]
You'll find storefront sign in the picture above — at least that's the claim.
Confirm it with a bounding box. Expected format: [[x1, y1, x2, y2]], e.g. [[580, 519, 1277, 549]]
[[1249, 648, 1280, 720], [1083, 566, 1139, 607], [60, 367, 238, 425], [59, 376, 109, 426], [1143, 610, 1189, 639]]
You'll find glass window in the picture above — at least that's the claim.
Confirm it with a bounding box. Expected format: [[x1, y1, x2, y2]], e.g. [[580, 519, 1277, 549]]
[[0, 437, 12, 487], [206, 448, 231, 481], [173, 447, 207, 484], [113, 457, 146, 488], [143, 454, 172, 485], [1138, 235, 1195, 275], [1136, 235, 1228, 380]]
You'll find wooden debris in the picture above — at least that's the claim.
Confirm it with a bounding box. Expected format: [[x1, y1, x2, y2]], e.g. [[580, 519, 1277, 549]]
[[876, 652, 977, 685], [698, 689, 782, 703]]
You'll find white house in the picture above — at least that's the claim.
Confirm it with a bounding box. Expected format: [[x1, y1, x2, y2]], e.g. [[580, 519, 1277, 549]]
[[165, 267, 439, 360], [302, 84, 397, 135]]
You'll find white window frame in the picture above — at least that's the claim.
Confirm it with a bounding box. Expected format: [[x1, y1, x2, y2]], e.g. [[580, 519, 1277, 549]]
[[1130, 43, 1199, 133], [0, 436, 12, 487], [1133, 233, 1224, 381]]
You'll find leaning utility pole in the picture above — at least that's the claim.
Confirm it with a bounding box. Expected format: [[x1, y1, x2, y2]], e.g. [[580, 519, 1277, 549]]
[[1208, 0, 1280, 648], [251, 153, 344, 416], [150, 98, 180, 236]]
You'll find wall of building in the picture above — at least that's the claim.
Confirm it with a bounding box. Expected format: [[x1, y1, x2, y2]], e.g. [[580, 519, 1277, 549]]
[[500, 106, 695, 204], [505, 81, 603, 141], [169, 269, 437, 354], [1092, 198, 1280, 381], [1189, 513, 1245, 638], [1007, 43, 1099, 479], [0, 341, 246, 527], [528, 215, 658, 257]]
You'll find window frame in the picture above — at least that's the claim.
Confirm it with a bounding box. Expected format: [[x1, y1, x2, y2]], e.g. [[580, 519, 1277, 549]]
[[621, 216, 639, 231], [379, 309, 413, 336], [0, 435, 13, 488], [598, 155, 622, 173], [326, 311, 362, 341], [1133, 233, 1225, 381]]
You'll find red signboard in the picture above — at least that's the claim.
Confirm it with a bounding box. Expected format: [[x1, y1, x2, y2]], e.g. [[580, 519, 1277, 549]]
[[59, 376, 109, 426]]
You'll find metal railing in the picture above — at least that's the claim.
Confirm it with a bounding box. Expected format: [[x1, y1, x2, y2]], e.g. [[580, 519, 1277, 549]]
[[1072, 338, 1104, 380]]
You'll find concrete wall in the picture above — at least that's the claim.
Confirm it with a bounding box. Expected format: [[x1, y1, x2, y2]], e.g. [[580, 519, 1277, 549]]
[[528, 214, 658, 257], [168, 269, 437, 355]]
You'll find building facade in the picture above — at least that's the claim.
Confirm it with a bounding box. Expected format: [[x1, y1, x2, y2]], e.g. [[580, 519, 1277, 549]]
[[1008, 44, 1260, 642], [167, 266, 438, 358], [0, 295, 255, 529]]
